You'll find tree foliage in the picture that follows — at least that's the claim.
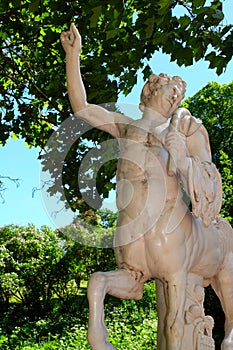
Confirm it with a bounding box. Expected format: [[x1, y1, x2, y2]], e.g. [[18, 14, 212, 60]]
[[0, 0, 232, 213], [1, 0, 232, 138], [183, 81, 233, 222], [0, 224, 116, 313], [0, 0, 232, 145], [0, 225, 64, 311]]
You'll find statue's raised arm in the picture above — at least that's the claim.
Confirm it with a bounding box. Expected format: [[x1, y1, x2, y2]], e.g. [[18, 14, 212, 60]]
[[60, 23, 85, 113], [60, 24, 130, 138]]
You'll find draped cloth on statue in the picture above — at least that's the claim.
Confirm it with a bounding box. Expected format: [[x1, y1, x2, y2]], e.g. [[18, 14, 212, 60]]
[[188, 156, 222, 227], [171, 108, 222, 227]]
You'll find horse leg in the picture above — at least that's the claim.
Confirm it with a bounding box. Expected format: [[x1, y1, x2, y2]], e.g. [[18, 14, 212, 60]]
[[211, 258, 233, 350], [87, 268, 145, 350], [156, 279, 167, 350], [165, 273, 187, 350]]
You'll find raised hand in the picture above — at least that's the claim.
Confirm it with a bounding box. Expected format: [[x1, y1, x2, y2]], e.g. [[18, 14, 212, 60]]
[[60, 23, 82, 55]]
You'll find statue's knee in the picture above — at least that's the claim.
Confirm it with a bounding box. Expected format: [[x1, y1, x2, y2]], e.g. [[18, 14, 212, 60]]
[[134, 286, 144, 300], [88, 272, 106, 290]]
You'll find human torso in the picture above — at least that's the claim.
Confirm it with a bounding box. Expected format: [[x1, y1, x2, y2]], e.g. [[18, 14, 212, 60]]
[[116, 119, 169, 182], [114, 119, 192, 278], [113, 115, 226, 282], [115, 119, 181, 213]]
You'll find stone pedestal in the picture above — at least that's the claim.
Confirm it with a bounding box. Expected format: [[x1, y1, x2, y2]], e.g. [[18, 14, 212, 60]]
[[181, 274, 215, 350]]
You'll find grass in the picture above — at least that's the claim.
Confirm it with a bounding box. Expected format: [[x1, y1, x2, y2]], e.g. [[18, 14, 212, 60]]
[[0, 281, 158, 349]]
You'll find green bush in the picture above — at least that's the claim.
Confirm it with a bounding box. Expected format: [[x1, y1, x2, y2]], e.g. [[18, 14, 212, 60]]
[[0, 225, 64, 312], [0, 223, 117, 315], [0, 281, 157, 349], [106, 282, 157, 349], [0, 222, 226, 349]]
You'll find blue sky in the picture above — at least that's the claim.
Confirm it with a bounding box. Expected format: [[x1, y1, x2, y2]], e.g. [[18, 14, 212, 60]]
[[0, 1, 232, 229]]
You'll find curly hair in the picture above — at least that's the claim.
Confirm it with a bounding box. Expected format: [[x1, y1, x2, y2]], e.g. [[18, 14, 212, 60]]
[[139, 73, 187, 109]]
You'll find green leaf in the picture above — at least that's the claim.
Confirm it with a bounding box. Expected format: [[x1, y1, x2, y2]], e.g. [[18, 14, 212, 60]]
[[0, 30, 7, 40], [158, 0, 173, 15], [193, 0, 205, 7], [178, 15, 191, 29], [142, 64, 153, 80], [210, 0, 222, 10], [144, 16, 155, 39], [106, 29, 118, 40], [12, 0, 21, 7], [90, 5, 102, 28], [11, 132, 18, 140], [29, 0, 40, 13], [206, 52, 227, 74]]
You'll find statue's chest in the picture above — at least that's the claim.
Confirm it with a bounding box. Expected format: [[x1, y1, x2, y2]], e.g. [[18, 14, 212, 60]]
[[123, 124, 160, 146]]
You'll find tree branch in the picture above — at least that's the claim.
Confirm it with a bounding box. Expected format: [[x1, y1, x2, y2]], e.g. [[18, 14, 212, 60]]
[[176, 0, 195, 18], [0, 6, 21, 22], [0, 48, 61, 113], [0, 176, 21, 204], [0, 176, 21, 188]]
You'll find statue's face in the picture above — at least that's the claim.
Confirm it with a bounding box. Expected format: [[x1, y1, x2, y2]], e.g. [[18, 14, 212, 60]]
[[147, 82, 183, 118]]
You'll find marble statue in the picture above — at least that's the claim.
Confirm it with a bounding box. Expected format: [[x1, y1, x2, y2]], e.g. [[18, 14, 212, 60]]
[[61, 24, 233, 350]]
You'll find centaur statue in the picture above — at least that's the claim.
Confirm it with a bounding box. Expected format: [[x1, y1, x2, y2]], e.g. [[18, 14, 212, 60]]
[[61, 24, 233, 350]]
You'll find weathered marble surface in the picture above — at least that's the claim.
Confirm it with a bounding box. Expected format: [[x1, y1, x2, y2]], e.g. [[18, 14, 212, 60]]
[[61, 24, 233, 350]]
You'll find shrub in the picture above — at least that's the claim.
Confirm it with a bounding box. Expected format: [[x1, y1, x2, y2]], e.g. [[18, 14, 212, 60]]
[[0, 225, 65, 312], [0, 223, 117, 315], [0, 281, 157, 349]]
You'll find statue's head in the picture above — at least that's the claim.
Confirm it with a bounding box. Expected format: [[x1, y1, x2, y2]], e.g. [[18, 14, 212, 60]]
[[139, 73, 187, 117]]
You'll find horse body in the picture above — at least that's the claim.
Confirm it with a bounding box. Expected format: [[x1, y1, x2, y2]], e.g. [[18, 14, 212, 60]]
[[87, 121, 233, 350]]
